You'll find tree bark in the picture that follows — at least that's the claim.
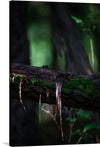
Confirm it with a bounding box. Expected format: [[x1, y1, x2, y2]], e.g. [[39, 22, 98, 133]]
[[10, 63, 100, 113], [50, 3, 93, 74]]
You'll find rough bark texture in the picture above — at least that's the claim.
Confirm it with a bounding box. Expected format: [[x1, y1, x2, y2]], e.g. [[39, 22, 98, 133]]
[[10, 63, 100, 113]]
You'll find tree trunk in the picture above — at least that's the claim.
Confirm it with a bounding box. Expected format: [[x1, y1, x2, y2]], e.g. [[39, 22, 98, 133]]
[[50, 3, 93, 74]]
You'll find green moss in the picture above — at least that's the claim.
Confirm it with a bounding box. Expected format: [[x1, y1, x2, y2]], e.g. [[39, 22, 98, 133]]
[[10, 74, 100, 98], [10, 77, 14, 83], [39, 80, 52, 87], [10, 75, 52, 88], [20, 74, 24, 79], [31, 78, 38, 84], [62, 87, 71, 94], [10, 74, 25, 83], [62, 77, 100, 98], [30, 78, 52, 87], [15, 74, 19, 78], [14, 74, 25, 79]]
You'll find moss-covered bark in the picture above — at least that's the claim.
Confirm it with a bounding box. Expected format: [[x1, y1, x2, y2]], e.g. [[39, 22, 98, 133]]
[[10, 63, 100, 113]]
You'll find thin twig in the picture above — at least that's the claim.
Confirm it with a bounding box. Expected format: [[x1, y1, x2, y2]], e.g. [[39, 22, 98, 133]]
[[19, 79, 26, 111], [39, 94, 41, 123]]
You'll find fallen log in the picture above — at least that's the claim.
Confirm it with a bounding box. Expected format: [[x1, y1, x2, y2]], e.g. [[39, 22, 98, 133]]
[[10, 63, 100, 113]]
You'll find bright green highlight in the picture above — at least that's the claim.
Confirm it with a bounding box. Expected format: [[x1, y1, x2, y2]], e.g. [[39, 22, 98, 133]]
[[27, 21, 53, 67], [83, 123, 100, 133], [72, 16, 84, 25]]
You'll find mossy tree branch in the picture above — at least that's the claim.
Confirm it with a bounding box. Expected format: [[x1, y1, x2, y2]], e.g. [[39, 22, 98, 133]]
[[10, 63, 100, 113]]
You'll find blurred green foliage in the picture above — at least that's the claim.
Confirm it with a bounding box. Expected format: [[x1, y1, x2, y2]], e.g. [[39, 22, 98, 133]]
[[26, 2, 100, 144], [27, 2, 100, 73], [71, 3, 100, 73], [65, 108, 100, 143], [27, 2, 53, 68], [28, 22, 53, 67]]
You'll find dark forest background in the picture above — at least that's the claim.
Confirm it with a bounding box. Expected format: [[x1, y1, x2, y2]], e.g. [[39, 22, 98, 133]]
[[10, 1, 100, 146]]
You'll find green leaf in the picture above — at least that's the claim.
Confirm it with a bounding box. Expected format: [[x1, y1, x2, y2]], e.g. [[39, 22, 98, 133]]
[[72, 131, 77, 136], [72, 16, 84, 24], [83, 123, 100, 133], [72, 129, 82, 136], [82, 28, 91, 32], [65, 117, 75, 123], [78, 110, 91, 120]]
